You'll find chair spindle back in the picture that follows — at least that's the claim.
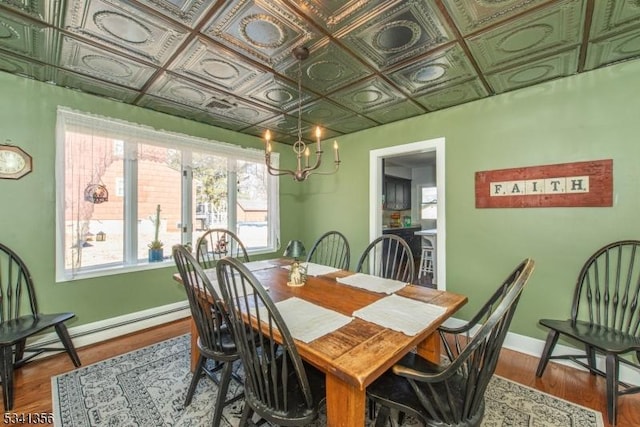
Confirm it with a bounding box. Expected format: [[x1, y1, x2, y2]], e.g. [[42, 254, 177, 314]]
[[573, 240, 640, 334], [0, 243, 38, 323]]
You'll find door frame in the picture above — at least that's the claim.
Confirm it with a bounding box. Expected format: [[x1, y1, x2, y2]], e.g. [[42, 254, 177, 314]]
[[369, 137, 446, 289]]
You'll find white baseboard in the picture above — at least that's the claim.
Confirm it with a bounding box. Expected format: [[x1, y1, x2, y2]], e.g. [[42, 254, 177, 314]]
[[442, 317, 640, 386], [27, 301, 190, 352], [30, 305, 640, 387]]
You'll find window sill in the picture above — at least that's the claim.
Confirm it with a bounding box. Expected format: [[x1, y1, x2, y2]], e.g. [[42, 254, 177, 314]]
[[57, 259, 174, 283]]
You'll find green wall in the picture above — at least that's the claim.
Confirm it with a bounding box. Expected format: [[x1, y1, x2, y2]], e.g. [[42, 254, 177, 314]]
[[2, 58, 639, 343], [296, 59, 640, 340], [0, 72, 300, 327]]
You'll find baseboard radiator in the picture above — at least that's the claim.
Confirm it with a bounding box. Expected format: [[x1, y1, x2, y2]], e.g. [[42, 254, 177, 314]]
[[25, 301, 190, 356], [27, 305, 639, 386]]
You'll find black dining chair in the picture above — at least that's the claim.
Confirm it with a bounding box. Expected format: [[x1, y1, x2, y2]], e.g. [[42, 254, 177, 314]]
[[367, 258, 535, 427], [536, 240, 640, 425], [173, 245, 243, 426], [356, 234, 415, 283], [216, 257, 326, 426], [0, 243, 81, 411], [196, 228, 249, 269], [306, 230, 350, 270]]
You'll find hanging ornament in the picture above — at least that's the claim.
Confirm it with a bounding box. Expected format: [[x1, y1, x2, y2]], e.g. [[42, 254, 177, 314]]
[[83, 131, 109, 204], [84, 183, 109, 204]]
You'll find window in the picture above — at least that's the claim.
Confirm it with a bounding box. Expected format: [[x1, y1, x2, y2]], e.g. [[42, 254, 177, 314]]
[[55, 107, 279, 281], [420, 186, 437, 220]]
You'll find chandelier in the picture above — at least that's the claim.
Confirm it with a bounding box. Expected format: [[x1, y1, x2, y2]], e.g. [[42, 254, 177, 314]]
[[264, 46, 340, 182]]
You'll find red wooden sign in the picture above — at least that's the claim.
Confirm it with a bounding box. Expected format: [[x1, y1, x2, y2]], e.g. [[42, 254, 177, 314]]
[[475, 159, 613, 208]]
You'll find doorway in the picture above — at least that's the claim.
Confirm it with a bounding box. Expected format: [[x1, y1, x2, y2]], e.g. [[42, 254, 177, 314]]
[[369, 138, 446, 289]]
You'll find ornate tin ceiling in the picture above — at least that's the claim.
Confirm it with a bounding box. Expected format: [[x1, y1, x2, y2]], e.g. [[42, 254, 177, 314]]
[[1, 0, 639, 144]]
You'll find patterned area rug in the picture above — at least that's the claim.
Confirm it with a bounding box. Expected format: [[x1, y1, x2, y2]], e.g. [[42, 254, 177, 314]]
[[52, 334, 604, 427]]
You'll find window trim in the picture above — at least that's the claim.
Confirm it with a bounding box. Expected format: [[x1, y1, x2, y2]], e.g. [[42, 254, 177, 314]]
[[55, 107, 279, 282]]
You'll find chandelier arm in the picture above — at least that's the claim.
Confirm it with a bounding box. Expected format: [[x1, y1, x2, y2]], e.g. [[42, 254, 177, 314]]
[[266, 163, 299, 176], [301, 149, 323, 174], [305, 162, 341, 177]]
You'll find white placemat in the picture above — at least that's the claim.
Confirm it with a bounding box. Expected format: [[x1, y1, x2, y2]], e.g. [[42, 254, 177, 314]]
[[336, 273, 407, 294], [259, 297, 353, 343], [281, 262, 342, 277], [204, 270, 267, 297], [353, 294, 446, 336], [244, 259, 277, 271]]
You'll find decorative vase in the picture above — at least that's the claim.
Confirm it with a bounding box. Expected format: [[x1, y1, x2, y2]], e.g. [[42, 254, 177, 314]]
[[148, 248, 164, 262]]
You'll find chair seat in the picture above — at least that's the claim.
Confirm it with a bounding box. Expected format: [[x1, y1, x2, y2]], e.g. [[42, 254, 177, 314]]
[[367, 352, 480, 425], [0, 312, 75, 345], [196, 328, 238, 359], [248, 358, 326, 425], [539, 318, 640, 354]]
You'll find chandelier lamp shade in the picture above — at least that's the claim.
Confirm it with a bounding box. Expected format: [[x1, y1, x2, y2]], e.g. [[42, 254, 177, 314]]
[[264, 46, 340, 182]]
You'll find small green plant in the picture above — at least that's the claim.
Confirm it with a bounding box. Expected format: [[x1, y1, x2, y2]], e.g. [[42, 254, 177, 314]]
[[148, 204, 163, 250]]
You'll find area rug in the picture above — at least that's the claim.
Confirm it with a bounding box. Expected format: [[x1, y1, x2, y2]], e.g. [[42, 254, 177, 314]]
[[52, 334, 604, 427]]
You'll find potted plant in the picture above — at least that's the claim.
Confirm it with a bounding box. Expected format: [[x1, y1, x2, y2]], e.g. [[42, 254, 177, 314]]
[[148, 204, 164, 262]]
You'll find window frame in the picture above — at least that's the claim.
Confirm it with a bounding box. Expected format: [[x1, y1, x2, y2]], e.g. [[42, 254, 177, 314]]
[[55, 107, 279, 282], [419, 184, 438, 221]]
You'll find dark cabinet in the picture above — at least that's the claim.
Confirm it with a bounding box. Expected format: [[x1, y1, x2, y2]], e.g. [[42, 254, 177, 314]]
[[383, 226, 422, 259], [384, 176, 411, 210]]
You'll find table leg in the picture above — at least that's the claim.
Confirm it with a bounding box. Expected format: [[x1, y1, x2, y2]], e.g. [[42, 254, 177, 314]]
[[325, 374, 366, 427], [416, 332, 441, 363], [190, 318, 199, 372]]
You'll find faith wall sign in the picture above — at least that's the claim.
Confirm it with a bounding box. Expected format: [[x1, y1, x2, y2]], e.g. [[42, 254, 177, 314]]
[[475, 159, 613, 208]]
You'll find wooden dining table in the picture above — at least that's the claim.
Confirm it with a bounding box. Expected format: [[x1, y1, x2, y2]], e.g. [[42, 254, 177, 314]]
[[174, 259, 467, 427]]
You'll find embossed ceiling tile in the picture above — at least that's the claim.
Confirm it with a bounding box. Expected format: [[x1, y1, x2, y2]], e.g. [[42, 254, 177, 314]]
[[280, 41, 372, 94], [148, 73, 277, 125], [244, 119, 292, 144], [291, 0, 396, 32], [243, 73, 316, 111], [256, 113, 340, 142], [58, 35, 156, 89], [52, 68, 140, 102], [241, 126, 266, 139], [201, 0, 323, 67], [169, 37, 265, 92], [585, 27, 640, 71], [365, 99, 425, 124], [328, 76, 406, 114], [137, 94, 207, 121], [387, 43, 478, 95], [336, 0, 453, 69], [63, 0, 188, 65], [260, 113, 307, 138], [590, 0, 640, 39], [442, 0, 553, 36], [315, 126, 342, 141], [466, 0, 585, 73], [325, 114, 378, 134], [300, 99, 354, 127], [196, 111, 251, 132], [132, 0, 212, 27], [0, 11, 51, 60], [0, 0, 60, 23], [0, 50, 50, 80], [485, 48, 579, 93], [415, 78, 488, 111], [147, 72, 225, 108]]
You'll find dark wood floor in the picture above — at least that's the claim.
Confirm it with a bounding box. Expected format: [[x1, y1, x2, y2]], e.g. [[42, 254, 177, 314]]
[[6, 318, 639, 426]]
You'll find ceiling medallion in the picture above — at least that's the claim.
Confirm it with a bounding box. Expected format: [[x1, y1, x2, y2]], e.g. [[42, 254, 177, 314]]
[[264, 46, 341, 182]]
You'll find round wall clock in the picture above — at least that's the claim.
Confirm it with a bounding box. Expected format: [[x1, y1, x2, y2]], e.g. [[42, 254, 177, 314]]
[[0, 145, 32, 179]]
